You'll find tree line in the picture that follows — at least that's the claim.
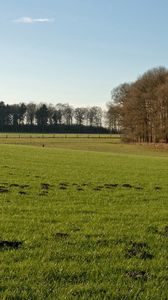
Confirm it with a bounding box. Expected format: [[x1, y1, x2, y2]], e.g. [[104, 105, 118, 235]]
[[0, 102, 109, 133], [106, 67, 168, 143]]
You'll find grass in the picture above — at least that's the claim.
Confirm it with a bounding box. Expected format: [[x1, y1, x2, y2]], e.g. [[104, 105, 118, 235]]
[[0, 135, 168, 299]]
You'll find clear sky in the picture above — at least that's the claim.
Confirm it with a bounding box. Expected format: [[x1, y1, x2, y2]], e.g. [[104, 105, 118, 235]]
[[1, 0, 168, 108]]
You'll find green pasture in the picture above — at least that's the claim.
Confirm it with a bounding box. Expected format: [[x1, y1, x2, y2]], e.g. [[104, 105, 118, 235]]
[[0, 136, 168, 299]]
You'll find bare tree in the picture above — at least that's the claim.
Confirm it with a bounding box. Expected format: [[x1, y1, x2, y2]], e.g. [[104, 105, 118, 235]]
[[74, 107, 87, 125], [26, 103, 36, 125], [108, 66, 168, 143]]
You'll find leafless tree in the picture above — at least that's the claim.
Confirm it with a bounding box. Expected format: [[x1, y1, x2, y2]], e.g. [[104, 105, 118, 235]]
[[107, 67, 168, 142]]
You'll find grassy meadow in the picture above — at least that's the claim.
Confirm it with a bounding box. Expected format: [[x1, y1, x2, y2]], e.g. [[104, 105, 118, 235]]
[[0, 135, 168, 299]]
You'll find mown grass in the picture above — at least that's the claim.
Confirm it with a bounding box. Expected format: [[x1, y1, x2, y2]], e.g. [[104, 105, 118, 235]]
[[0, 138, 168, 299]]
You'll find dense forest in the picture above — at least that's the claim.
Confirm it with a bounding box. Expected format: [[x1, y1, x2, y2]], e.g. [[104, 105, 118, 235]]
[[1, 66, 168, 140], [0, 102, 109, 133], [106, 67, 168, 143]]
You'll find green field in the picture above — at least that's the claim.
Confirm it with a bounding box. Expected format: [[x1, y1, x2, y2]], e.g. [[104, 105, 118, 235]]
[[0, 135, 168, 299]]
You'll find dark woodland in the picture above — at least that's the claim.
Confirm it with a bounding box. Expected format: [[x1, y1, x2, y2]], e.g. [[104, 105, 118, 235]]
[[0, 103, 109, 133]]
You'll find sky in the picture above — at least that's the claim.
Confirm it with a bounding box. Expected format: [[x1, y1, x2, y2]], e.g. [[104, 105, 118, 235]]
[[1, 0, 168, 108]]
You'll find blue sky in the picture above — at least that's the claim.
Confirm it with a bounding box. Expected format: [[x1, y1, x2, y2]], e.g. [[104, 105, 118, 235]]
[[0, 0, 168, 108]]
